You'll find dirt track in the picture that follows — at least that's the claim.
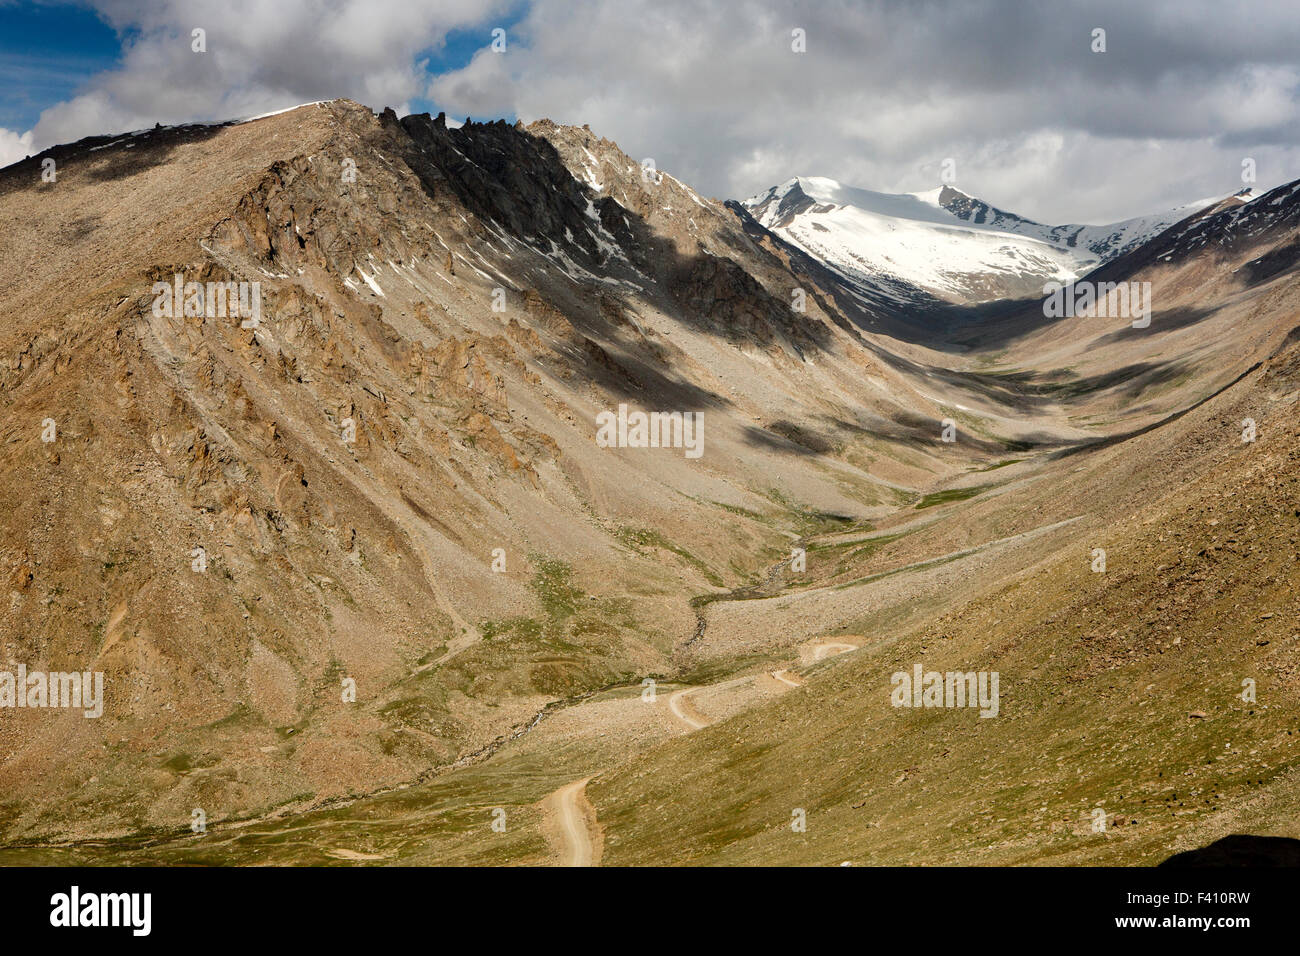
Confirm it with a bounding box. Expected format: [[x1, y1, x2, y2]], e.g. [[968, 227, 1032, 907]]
[[668, 687, 712, 729], [543, 778, 598, 867], [543, 642, 857, 865]]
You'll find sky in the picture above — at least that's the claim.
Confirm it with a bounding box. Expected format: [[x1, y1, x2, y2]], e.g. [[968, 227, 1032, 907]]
[[3, 0, 1300, 223]]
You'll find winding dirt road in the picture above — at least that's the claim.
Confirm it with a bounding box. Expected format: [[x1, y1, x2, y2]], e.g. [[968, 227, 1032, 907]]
[[544, 641, 859, 865], [812, 642, 858, 661], [544, 777, 598, 867], [668, 686, 712, 729], [769, 669, 803, 688]]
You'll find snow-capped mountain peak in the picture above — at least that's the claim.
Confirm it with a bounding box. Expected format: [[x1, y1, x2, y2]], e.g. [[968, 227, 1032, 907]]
[[744, 177, 1093, 305], [743, 176, 1224, 306]]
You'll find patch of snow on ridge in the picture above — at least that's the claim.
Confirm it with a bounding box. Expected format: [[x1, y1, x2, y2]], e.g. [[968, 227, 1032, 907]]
[[236, 101, 332, 124], [356, 268, 385, 297]]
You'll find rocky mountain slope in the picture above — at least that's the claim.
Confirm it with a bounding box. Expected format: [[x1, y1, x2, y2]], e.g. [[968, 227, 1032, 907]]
[[0, 100, 1040, 841]]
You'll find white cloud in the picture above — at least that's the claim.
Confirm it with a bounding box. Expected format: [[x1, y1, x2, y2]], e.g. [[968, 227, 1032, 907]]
[[19, 0, 1300, 222], [0, 127, 35, 169], [30, 0, 511, 152], [426, 0, 1300, 222]]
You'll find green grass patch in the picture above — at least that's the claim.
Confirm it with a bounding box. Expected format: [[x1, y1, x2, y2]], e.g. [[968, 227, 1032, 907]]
[[529, 557, 583, 620], [914, 484, 992, 509], [614, 526, 724, 587], [971, 458, 1023, 472]]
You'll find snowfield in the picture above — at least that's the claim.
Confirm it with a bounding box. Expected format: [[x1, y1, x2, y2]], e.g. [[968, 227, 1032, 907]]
[[744, 176, 1222, 304]]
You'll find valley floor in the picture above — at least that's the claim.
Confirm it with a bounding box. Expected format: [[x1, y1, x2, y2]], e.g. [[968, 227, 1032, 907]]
[[4, 343, 1296, 866]]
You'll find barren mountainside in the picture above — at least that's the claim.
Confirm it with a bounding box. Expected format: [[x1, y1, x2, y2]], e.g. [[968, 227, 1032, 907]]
[[0, 99, 1296, 865]]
